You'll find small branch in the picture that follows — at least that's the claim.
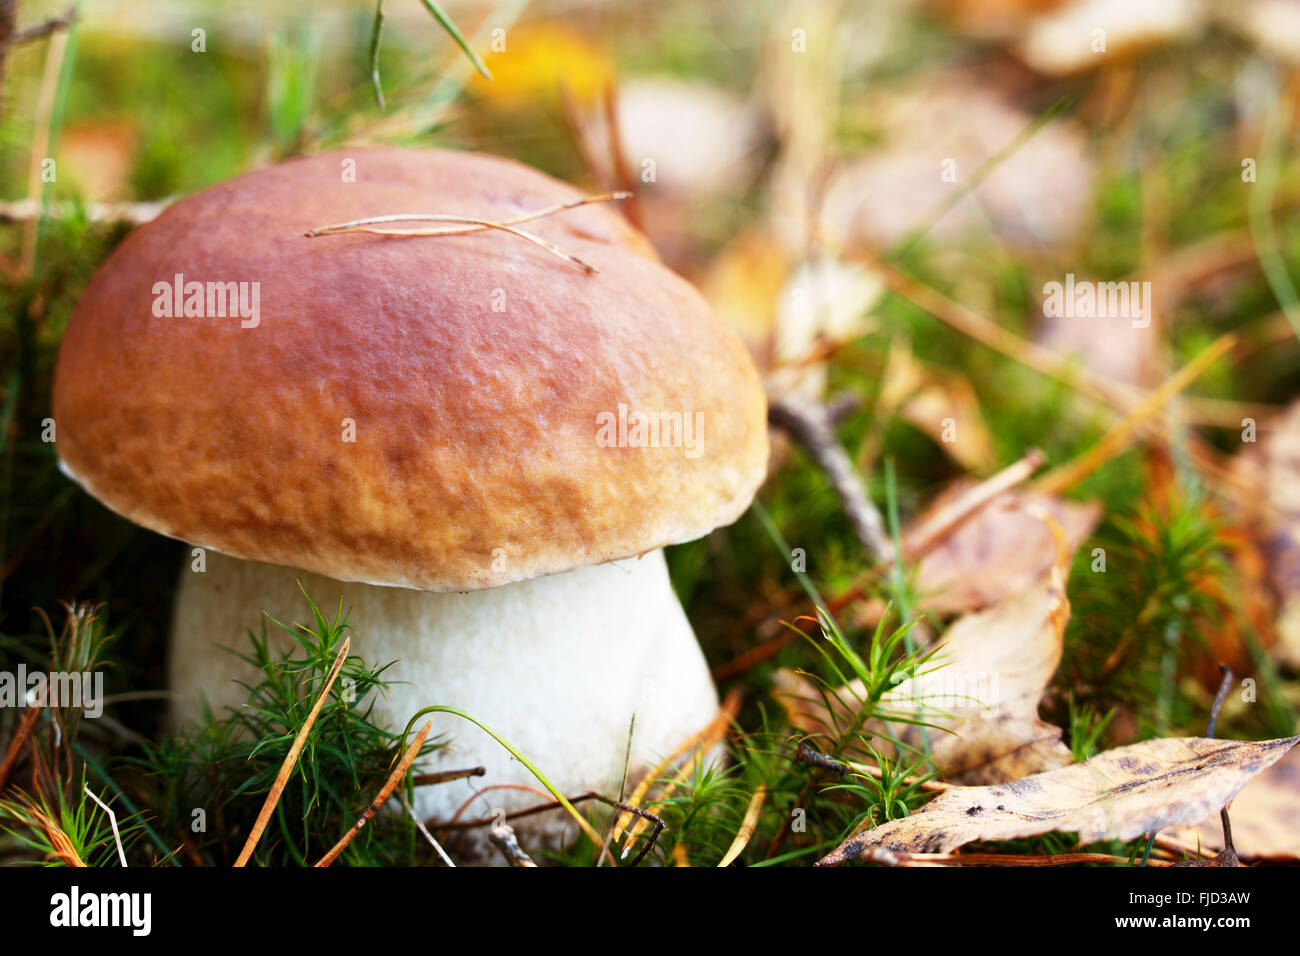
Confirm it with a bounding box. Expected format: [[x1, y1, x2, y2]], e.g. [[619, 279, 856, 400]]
[[412, 766, 485, 787], [488, 822, 537, 867], [794, 742, 951, 793], [400, 791, 455, 866], [1208, 665, 1233, 740], [234, 637, 350, 867], [769, 394, 893, 564], [1207, 665, 1239, 866]]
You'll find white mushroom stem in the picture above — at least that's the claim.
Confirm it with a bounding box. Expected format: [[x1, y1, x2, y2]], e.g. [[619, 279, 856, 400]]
[[169, 548, 720, 847]]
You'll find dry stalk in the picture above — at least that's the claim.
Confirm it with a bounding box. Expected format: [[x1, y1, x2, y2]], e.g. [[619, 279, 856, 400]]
[[233, 636, 350, 867], [315, 718, 431, 867]]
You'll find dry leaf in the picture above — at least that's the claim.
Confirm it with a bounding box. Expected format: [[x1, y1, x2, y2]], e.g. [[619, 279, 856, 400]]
[[1185, 746, 1300, 859], [910, 488, 1100, 614], [1016, 0, 1204, 75], [1232, 401, 1300, 667], [818, 735, 1300, 864], [821, 78, 1093, 250], [899, 373, 997, 472]]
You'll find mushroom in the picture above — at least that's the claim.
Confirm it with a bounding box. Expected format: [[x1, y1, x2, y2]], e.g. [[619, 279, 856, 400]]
[[52, 148, 768, 850]]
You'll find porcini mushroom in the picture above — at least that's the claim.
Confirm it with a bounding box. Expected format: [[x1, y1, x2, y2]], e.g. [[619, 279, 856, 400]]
[[52, 148, 768, 848]]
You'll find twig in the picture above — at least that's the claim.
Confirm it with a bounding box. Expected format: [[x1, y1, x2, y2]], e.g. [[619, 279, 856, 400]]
[[233, 637, 350, 867], [612, 801, 666, 867], [794, 742, 951, 793], [488, 822, 537, 867], [768, 394, 892, 563], [1207, 665, 1239, 866], [399, 791, 455, 866], [412, 766, 485, 787], [1033, 333, 1236, 495], [82, 783, 126, 867], [315, 718, 431, 867], [717, 783, 767, 867]]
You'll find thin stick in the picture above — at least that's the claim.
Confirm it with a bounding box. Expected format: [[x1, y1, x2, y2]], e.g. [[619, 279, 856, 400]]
[[399, 791, 454, 867], [233, 637, 350, 867], [1033, 333, 1236, 495], [315, 717, 431, 867], [717, 783, 767, 867], [412, 766, 485, 787], [768, 394, 893, 563], [794, 742, 951, 793], [488, 822, 537, 866], [82, 784, 127, 867]]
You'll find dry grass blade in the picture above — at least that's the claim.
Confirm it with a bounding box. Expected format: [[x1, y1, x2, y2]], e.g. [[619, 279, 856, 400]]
[[233, 636, 350, 867], [399, 791, 455, 867], [83, 784, 127, 867], [303, 192, 632, 275], [315, 718, 431, 867], [0, 705, 42, 791], [717, 783, 767, 867], [1033, 332, 1237, 495]]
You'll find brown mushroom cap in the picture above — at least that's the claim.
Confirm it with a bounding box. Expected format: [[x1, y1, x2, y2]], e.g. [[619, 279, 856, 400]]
[[53, 148, 768, 591]]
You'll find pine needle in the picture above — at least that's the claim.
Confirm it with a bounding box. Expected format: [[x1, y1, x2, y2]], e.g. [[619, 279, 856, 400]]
[[303, 192, 632, 275], [314, 718, 431, 867], [234, 636, 350, 867]]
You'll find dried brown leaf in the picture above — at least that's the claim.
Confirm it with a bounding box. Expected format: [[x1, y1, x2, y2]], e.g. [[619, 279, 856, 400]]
[[818, 736, 1300, 865]]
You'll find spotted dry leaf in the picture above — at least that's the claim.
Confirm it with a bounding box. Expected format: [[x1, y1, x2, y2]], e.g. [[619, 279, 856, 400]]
[[1183, 746, 1300, 859], [818, 736, 1300, 865]]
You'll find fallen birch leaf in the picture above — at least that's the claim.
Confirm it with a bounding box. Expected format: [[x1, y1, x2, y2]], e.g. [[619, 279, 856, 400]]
[[818, 735, 1300, 865], [1184, 746, 1300, 859]]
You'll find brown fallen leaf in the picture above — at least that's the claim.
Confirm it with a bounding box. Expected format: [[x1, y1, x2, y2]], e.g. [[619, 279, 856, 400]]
[[1232, 401, 1300, 667], [909, 488, 1100, 615], [818, 735, 1300, 865]]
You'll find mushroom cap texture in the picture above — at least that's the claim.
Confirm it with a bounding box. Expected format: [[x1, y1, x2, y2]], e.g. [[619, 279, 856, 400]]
[[53, 148, 769, 591]]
